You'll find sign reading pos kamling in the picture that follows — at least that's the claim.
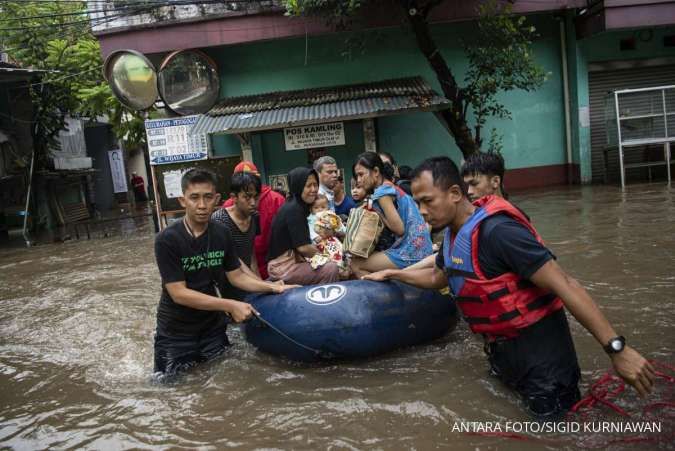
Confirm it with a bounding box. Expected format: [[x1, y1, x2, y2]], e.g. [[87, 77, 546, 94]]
[[284, 122, 345, 151], [145, 115, 209, 165]]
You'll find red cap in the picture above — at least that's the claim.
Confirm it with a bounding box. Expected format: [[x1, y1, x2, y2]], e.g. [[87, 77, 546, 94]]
[[233, 161, 260, 176]]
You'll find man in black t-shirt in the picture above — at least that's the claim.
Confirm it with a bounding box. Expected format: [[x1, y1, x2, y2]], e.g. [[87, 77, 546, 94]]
[[154, 169, 298, 377], [364, 157, 656, 419]]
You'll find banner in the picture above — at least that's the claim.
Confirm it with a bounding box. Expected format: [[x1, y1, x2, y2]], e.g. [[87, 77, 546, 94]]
[[107, 149, 128, 194]]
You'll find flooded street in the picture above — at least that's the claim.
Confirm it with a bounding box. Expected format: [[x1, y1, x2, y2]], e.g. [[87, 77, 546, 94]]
[[0, 184, 673, 450]]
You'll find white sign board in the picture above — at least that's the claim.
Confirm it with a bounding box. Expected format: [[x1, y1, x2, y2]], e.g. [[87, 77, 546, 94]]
[[145, 115, 209, 165], [284, 122, 345, 151], [107, 149, 128, 194], [163, 169, 187, 199]]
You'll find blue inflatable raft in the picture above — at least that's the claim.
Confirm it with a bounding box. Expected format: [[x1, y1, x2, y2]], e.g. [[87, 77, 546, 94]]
[[243, 280, 457, 362]]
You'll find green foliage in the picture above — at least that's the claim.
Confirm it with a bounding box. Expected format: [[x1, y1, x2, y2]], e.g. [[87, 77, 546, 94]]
[[0, 1, 148, 167], [284, 0, 548, 154], [285, 0, 384, 29], [462, 0, 547, 146], [486, 128, 504, 154]]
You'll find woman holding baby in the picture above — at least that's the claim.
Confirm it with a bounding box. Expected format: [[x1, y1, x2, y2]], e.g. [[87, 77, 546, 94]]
[[267, 167, 340, 284], [350, 152, 433, 278]]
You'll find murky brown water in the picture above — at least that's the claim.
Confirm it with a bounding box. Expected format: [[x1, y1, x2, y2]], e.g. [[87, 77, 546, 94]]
[[0, 184, 673, 450]]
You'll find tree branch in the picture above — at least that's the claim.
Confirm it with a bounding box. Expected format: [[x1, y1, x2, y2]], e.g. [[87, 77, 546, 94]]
[[402, 0, 479, 155]]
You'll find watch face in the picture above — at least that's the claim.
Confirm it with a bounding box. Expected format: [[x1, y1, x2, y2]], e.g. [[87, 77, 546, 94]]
[[611, 340, 623, 351]]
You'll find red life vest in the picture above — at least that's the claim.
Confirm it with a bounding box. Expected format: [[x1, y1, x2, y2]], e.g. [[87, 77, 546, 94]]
[[442, 195, 563, 339]]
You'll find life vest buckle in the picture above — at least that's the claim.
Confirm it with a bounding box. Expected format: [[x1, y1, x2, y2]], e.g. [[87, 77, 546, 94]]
[[515, 303, 529, 316], [506, 280, 519, 294]]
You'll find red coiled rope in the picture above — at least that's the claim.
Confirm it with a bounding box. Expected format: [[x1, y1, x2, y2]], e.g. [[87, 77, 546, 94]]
[[463, 360, 675, 448], [570, 360, 675, 419]]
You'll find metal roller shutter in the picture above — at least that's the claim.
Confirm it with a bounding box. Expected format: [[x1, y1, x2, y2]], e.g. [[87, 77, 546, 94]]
[[589, 65, 675, 183]]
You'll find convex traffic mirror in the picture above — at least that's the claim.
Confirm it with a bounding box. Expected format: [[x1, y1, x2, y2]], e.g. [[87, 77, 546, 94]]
[[103, 50, 158, 111], [157, 49, 219, 115]]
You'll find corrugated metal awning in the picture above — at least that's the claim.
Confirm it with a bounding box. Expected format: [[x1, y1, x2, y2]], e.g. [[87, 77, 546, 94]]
[[190, 76, 450, 135]]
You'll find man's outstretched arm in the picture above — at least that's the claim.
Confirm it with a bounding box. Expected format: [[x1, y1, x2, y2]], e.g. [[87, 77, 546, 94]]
[[226, 267, 300, 293], [530, 259, 657, 396], [362, 265, 447, 290]]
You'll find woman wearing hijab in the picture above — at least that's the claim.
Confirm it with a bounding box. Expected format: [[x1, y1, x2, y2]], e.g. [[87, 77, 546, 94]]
[[267, 167, 340, 285]]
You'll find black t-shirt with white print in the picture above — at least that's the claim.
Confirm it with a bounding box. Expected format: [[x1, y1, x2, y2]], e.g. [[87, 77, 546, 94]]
[[154, 220, 240, 336]]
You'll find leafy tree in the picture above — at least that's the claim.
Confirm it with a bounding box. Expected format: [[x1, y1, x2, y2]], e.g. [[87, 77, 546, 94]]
[[0, 1, 148, 169], [285, 0, 547, 157]]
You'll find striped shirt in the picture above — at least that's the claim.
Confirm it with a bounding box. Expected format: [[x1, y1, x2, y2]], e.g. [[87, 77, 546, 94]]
[[211, 208, 260, 267]]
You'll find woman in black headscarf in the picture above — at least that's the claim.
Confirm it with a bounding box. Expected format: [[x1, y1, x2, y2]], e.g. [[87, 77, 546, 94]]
[[267, 167, 340, 284]]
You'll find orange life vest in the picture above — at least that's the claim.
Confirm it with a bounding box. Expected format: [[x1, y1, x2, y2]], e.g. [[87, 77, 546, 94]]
[[442, 195, 563, 339]]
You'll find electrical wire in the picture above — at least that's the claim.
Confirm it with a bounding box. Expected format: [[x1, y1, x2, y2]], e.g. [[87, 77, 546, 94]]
[[0, 0, 259, 31], [0, 3, 158, 52], [0, 6, 151, 31], [21, 66, 101, 88], [0, 2, 157, 22]]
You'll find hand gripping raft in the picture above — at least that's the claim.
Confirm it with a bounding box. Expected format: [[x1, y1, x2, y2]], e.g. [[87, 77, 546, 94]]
[[243, 280, 458, 362]]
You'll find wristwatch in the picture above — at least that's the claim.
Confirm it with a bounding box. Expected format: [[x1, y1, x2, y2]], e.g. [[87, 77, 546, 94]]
[[604, 336, 626, 354]]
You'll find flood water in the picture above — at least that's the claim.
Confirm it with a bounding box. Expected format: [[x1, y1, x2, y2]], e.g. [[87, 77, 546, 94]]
[[0, 184, 673, 450]]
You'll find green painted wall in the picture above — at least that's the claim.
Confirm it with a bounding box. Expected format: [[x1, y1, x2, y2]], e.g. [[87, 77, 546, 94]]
[[206, 14, 569, 177], [254, 120, 364, 188], [565, 11, 592, 182], [581, 26, 675, 62], [211, 133, 242, 158]]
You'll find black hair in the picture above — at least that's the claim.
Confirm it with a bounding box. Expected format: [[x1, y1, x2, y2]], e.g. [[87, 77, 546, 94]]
[[460, 151, 507, 198], [353, 152, 396, 182], [411, 156, 467, 196], [181, 168, 217, 192], [460, 152, 505, 179], [398, 165, 413, 180], [378, 151, 397, 167], [230, 171, 261, 196]]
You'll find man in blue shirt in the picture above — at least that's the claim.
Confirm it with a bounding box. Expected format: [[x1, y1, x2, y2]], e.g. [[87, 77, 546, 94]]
[[333, 174, 356, 217]]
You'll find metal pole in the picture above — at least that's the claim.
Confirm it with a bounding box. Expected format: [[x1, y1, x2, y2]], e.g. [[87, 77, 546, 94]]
[[614, 91, 626, 189], [150, 164, 163, 230], [21, 147, 35, 247], [662, 88, 671, 184], [560, 20, 574, 184]]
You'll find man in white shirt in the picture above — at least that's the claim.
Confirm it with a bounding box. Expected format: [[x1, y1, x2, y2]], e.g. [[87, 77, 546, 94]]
[[313, 155, 339, 211]]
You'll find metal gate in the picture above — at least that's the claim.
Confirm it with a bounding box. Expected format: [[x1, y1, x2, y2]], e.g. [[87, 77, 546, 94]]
[[589, 64, 675, 183]]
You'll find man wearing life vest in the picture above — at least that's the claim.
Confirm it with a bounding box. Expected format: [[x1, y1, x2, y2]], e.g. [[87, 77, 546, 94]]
[[364, 156, 656, 419]]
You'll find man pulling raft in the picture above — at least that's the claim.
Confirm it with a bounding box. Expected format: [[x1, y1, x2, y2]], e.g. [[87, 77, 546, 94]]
[[364, 156, 656, 419]]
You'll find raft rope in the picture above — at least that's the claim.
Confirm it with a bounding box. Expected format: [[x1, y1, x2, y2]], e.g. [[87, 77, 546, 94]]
[[570, 360, 675, 419], [251, 311, 333, 359], [464, 360, 675, 448]]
